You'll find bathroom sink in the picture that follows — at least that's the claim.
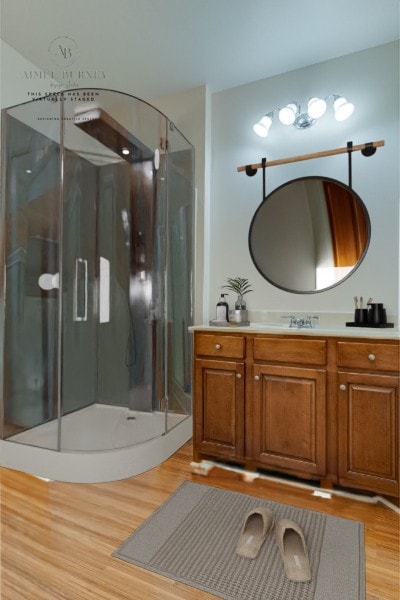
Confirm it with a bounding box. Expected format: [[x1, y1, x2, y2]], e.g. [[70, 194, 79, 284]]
[[252, 322, 289, 329]]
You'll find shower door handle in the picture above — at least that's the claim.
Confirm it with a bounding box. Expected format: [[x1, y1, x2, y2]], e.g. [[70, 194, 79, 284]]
[[73, 257, 88, 322], [99, 257, 110, 323]]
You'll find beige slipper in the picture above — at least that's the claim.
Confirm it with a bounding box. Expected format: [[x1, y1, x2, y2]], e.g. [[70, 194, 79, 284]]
[[236, 507, 275, 559], [275, 518, 311, 582]]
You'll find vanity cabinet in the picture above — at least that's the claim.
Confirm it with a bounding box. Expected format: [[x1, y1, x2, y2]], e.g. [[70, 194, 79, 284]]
[[192, 329, 400, 499], [336, 341, 399, 497], [251, 337, 327, 477], [194, 334, 245, 461]]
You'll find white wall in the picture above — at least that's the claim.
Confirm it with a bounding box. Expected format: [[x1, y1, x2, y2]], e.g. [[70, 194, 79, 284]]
[[209, 42, 399, 323], [0, 40, 59, 108]]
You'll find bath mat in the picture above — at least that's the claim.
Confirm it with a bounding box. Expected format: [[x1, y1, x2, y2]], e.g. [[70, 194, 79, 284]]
[[113, 481, 365, 600]]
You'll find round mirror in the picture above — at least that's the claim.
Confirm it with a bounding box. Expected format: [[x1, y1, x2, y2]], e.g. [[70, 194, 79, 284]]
[[248, 176, 370, 293]]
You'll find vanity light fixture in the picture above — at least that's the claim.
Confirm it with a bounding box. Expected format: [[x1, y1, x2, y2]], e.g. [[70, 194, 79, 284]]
[[253, 94, 355, 138]]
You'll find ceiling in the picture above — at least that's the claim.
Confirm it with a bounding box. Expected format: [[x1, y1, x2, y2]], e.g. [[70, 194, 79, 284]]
[[1, 0, 399, 100]]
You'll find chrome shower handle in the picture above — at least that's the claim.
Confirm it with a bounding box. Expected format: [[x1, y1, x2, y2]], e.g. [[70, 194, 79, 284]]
[[99, 257, 110, 323], [73, 257, 88, 322]]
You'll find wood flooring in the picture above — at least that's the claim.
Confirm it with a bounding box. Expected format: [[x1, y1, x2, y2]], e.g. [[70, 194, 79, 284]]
[[0, 441, 399, 599]]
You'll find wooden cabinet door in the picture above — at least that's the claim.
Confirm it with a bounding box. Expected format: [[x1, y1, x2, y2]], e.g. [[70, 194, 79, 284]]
[[337, 371, 399, 496], [251, 364, 326, 476], [194, 358, 244, 460]]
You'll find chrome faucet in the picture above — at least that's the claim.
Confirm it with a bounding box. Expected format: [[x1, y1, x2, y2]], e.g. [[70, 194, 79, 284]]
[[281, 315, 319, 328]]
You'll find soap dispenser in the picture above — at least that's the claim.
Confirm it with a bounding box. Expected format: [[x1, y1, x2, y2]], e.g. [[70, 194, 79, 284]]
[[216, 293, 229, 322]]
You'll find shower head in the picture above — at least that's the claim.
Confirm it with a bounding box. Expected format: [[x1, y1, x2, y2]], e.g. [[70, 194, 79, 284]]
[[74, 108, 154, 163]]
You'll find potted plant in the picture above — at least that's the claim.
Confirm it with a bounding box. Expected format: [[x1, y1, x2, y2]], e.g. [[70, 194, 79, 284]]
[[222, 277, 253, 324]]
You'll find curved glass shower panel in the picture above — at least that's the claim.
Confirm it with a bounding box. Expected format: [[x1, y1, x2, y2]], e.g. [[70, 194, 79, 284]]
[[1, 89, 194, 454], [60, 89, 169, 450], [165, 123, 195, 432], [1, 98, 62, 449]]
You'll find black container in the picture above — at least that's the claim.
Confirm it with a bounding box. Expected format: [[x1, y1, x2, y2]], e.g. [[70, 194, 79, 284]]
[[368, 303, 387, 326], [354, 308, 369, 324]]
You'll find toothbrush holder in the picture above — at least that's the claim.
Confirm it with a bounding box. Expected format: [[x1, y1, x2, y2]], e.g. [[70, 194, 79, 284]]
[[354, 308, 369, 324], [368, 303, 387, 325]]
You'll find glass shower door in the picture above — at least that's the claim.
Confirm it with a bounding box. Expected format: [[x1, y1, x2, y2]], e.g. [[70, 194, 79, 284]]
[[1, 100, 62, 448], [165, 124, 195, 429], [59, 135, 97, 444]]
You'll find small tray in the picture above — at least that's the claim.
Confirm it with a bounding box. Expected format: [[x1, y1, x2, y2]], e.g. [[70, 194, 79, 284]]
[[209, 320, 250, 327], [345, 322, 394, 328]]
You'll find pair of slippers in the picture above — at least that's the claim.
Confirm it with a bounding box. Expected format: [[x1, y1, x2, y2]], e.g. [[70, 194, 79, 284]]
[[235, 507, 311, 583]]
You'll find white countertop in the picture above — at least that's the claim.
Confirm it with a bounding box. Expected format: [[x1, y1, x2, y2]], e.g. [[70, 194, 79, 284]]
[[189, 323, 400, 339]]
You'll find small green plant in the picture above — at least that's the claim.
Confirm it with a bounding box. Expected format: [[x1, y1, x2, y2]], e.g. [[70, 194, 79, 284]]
[[222, 277, 253, 310], [222, 277, 253, 296]]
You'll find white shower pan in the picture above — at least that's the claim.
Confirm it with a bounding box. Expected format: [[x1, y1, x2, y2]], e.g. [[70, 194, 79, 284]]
[[0, 404, 192, 483]]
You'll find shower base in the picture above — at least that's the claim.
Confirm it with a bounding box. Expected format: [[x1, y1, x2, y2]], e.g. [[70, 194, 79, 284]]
[[7, 403, 187, 450], [0, 404, 192, 483]]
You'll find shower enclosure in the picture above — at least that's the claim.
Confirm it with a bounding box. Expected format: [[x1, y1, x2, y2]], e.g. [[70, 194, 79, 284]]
[[0, 89, 194, 468]]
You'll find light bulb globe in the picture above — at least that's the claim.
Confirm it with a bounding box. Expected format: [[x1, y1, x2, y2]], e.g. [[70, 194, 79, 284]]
[[307, 97, 327, 119], [253, 115, 272, 137], [334, 97, 355, 121], [278, 103, 297, 125]]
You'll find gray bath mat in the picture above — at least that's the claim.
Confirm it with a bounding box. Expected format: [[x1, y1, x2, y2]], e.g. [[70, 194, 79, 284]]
[[113, 481, 365, 600]]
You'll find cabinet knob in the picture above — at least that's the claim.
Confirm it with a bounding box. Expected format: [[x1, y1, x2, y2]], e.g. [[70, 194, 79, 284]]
[[339, 384, 347, 391], [215, 344, 221, 350], [236, 373, 242, 379], [368, 353, 376, 361], [254, 375, 260, 381]]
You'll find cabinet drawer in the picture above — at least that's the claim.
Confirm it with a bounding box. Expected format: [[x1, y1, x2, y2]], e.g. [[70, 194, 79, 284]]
[[195, 333, 245, 359], [253, 337, 326, 365], [337, 341, 399, 371]]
